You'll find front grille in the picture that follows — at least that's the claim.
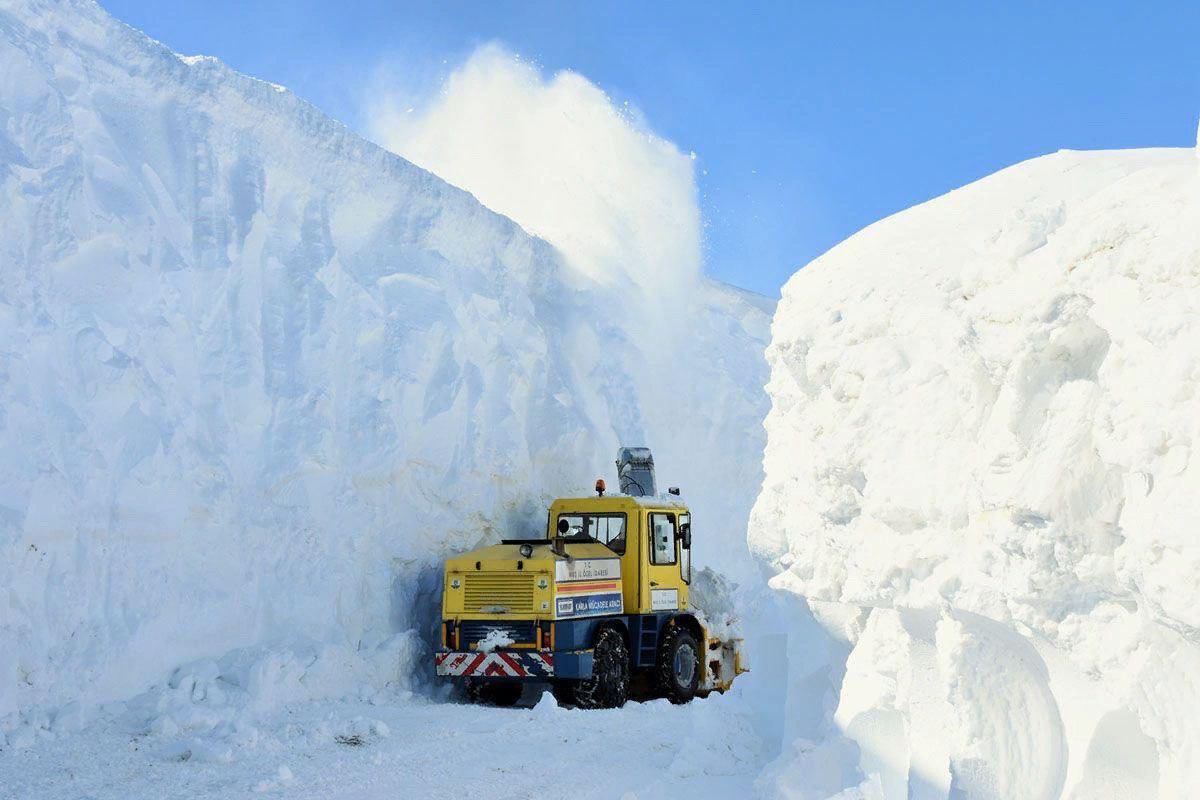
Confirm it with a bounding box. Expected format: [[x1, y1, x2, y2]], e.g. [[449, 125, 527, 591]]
[[460, 620, 537, 648], [462, 573, 536, 613]]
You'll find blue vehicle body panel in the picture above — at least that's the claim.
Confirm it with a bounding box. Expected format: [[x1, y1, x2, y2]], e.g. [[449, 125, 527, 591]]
[[553, 649, 594, 678]]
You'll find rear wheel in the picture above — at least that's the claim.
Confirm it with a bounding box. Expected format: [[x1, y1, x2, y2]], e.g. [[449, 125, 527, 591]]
[[657, 626, 700, 704], [466, 679, 523, 707], [572, 627, 630, 709]]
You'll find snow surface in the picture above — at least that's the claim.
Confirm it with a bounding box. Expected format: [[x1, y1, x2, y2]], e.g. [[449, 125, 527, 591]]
[[0, 0, 771, 759], [9, 1, 1196, 798], [751, 145, 1200, 798], [475, 628, 516, 653], [2, 690, 771, 799]]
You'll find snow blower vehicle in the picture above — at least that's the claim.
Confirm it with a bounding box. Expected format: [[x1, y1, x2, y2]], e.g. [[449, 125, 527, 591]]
[[435, 447, 747, 708]]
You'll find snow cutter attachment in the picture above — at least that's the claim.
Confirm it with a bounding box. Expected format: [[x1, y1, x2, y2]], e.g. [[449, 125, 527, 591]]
[[699, 635, 748, 694]]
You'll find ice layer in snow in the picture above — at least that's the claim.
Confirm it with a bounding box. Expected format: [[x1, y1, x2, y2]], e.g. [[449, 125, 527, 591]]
[[751, 145, 1200, 797], [0, 0, 770, 738]]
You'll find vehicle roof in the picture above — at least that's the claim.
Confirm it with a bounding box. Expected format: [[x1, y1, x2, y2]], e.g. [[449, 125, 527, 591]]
[[550, 494, 690, 511]]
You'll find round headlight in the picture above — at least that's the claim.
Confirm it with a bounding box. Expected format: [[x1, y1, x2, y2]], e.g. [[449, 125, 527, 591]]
[[450, 578, 461, 589], [519, 544, 534, 558]]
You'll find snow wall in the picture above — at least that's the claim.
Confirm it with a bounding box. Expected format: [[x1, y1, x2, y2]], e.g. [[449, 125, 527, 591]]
[[0, 0, 771, 736], [751, 146, 1200, 798]]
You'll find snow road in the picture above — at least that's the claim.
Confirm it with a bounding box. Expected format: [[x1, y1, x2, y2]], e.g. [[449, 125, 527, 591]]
[[1, 691, 766, 800]]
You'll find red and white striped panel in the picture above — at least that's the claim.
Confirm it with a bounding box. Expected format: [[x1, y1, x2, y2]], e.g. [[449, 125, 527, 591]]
[[435, 651, 554, 678]]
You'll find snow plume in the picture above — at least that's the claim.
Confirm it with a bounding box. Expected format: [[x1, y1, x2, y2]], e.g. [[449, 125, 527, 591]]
[[363, 45, 772, 591], [366, 44, 702, 293]]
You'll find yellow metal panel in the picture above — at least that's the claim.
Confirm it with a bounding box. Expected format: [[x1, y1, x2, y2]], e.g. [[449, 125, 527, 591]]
[[641, 508, 690, 614], [462, 572, 536, 613], [441, 495, 693, 622], [620, 509, 642, 613]]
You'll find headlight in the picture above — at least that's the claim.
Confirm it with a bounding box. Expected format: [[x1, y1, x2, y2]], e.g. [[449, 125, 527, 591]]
[[520, 544, 533, 558], [450, 577, 461, 589]]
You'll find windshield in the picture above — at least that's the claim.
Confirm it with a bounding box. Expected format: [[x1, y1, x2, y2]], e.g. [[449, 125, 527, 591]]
[[555, 513, 627, 555]]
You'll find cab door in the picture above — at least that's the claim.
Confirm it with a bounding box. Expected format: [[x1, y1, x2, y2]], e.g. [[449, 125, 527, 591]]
[[642, 510, 684, 613]]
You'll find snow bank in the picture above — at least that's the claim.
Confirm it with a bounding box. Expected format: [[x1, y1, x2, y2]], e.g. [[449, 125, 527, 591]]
[[0, 0, 770, 740], [752, 146, 1200, 797]]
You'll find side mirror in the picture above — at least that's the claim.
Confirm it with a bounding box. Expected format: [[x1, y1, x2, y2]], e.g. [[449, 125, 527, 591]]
[[557, 518, 570, 535], [680, 522, 691, 549]]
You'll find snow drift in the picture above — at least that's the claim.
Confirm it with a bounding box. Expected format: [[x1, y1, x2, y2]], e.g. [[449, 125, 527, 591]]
[[751, 146, 1200, 798], [0, 0, 770, 741]]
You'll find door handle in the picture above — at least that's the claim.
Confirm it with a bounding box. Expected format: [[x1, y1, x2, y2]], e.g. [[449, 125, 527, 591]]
[[650, 581, 659, 587]]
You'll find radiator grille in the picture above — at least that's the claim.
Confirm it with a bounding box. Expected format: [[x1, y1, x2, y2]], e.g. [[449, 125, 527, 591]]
[[462, 573, 536, 613]]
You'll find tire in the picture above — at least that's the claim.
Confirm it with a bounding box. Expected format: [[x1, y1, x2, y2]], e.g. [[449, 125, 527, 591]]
[[657, 626, 700, 704], [466, 679, 523, 707], [572, 627, 631, 709]]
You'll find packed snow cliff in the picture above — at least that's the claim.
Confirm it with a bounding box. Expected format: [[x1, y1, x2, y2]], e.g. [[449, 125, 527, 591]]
[[0, 0, 770, 741], [751, 146, 1200, 798]]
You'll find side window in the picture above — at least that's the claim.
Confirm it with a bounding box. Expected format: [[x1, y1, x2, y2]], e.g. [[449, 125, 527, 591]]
[[556, 513, 627, 555], [594, 515, 627, 555], [649, 513, 677, 565]]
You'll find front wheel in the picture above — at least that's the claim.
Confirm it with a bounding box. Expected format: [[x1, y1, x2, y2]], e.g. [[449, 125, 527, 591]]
[[572, 627, 630, 709], [657, 626, 700, 704]]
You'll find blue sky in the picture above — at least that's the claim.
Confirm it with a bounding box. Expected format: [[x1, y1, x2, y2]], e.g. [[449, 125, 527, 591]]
[[103, 0, 1199, 296]]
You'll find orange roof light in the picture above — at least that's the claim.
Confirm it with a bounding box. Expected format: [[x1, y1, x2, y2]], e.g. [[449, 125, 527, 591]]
[[595, 478, 606, 497]]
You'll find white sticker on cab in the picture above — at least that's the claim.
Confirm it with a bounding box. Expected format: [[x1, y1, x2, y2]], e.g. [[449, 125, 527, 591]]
[[555, 558, 620, 583], [651, 588, 678, 612]]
